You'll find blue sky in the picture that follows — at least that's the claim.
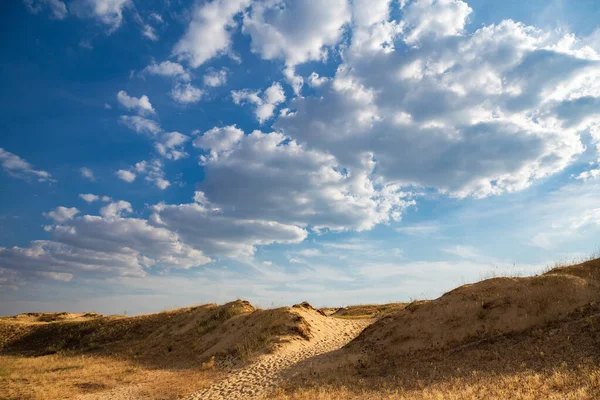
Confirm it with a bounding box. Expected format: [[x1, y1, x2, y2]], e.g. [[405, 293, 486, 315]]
[[1, 0, 600, 315]]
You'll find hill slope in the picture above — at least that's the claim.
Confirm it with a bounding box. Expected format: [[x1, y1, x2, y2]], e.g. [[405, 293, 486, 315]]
[[272, 258, 600, 399], [0, 300, 323, 400]]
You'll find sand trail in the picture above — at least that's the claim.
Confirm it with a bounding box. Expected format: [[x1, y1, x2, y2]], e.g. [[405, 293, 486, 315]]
[[189, 309, 371, 400]]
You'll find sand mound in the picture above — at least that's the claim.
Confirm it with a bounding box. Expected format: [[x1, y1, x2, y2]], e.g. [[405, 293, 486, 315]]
[[328, 302, 407, 319], [188, 305, 371, 400], [292, 301, 327, 316], [0, 300, 313, 369], [349, 258, 600, 356], [1, 312, 104, 324], [270, 259, 600, 399]]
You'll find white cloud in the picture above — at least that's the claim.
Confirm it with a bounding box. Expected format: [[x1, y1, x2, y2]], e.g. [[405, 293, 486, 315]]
[[193, 125, 244, 154], [151, 201, 307, 260], [23, 0, 67, 19], [142, 24, 158, 41], [155, 132, 190, 160], [173, 0, 251, 68], [119, 117, 191, 161], [0, 203, 211, 281], [120, 159, 170, 190], [119, 116, 161, 135], [395, 222, 441, 236], [307, 72, 328, 87], [203, 69, 228, 87], [171, 83, 203, 104], [401, 0, 472, 44], [79, 193, 100, 203], [80, 167, 95, 181], [242, 0, 351, 66], [116, 169, 136, 183], [71, 0, 130, 32], [143, 61, 190, 82], [116, 91, 155, 114], [232, 82, 286, 123], [44, 206, 79, 223], [193, 127, 415, 231], [274, 12, 600, 198], [576, 168, 600, 181], [0, 148, 54, 183], [100, 200, 132, 219], [443, 245, 481, 259]]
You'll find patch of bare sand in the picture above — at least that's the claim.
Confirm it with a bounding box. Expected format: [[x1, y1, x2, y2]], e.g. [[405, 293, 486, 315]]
[[188, 306, 372, 400]]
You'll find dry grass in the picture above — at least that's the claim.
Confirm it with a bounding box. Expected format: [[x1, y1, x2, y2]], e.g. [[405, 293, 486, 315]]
[[0, 300, 313, 399], [321, 303, 407, 320], [266, 258, 600, 400], [0, 353, 222, 400], [3, 258, 600, 399], [267, 365, 600, 399]]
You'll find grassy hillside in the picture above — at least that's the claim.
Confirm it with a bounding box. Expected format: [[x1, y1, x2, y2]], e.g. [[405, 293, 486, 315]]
[[0, 300, 312, 400], [272, 258, 600, 399], [320, 303, 407, 319]]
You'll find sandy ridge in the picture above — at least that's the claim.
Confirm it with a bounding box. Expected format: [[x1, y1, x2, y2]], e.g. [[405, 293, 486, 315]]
[[188, 309, 371, 400]]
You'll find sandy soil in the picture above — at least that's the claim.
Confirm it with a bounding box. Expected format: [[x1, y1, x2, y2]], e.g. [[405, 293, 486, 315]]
[[188, 308, 371, 400], [73, 307, 371, 400]]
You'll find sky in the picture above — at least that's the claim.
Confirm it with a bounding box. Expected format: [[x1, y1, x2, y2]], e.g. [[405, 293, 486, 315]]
[[1, 0, 600, 316]]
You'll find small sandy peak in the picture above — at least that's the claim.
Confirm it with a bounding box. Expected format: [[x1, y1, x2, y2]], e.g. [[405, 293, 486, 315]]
[[188, 303, 372, 400]]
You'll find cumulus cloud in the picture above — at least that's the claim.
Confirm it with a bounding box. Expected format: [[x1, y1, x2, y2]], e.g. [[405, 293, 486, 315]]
[[155, 132, 190, 160], [193, 125, 244, 154], [116, 169, 136, 183], [116, 91, 155, 114], [273, 3, 600, 198], [242, 0, 351, 67], [117, 160, 170, 189], [151, 201, 308, 260], [0, 148, 54, 183], [232, 82, 286, 123], [0, 202, 210, 281], [193, 127, 415, 231], [142, 24, 158, 41], [171, 83, 203, 104], [23, 0, 67, 19], [79, 193, 101, 203], [100, 200, 132, 219], [44, 206, 79, 223], [80, 167, 95, 181], [119, 115, 161, 135], [173, 0, 251, 68], [307, 72, 328, 87], [143, 61, 190, 82], [119, 117, 191, 161], [400, 0, 472, 44], [71, 0, 130, 32], [203, 69, 228, 87]]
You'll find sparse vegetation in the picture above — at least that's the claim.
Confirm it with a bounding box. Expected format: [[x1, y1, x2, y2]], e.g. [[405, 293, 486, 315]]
[[2, 258, 600, 400], [0, 300, 313, 399], [267, 257, 600, 400], [323, 303, 408, 319]]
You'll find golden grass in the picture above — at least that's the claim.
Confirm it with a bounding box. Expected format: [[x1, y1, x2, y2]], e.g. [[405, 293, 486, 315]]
[[323, 302, 407, 320], [266, 364, 600, 399], [3, 258, 600, 400], [0, 353, 222, 400], [0, 300, 313, 399], [265, 258, 600, 400]]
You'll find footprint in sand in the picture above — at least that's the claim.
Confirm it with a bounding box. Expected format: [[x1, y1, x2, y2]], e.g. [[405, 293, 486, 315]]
[[188, 309, 371, 400]]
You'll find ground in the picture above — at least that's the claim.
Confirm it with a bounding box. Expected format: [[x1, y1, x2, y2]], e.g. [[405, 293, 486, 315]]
[[1, 259, 600, 400]]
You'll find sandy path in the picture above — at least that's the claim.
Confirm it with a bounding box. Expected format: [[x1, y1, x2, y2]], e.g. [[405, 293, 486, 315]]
[[188, 310, 371, 400]]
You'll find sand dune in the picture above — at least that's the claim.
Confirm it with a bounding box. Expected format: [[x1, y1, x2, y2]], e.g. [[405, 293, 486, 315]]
[[189, 304, 370, 400], [2, 259, 600, 399]]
